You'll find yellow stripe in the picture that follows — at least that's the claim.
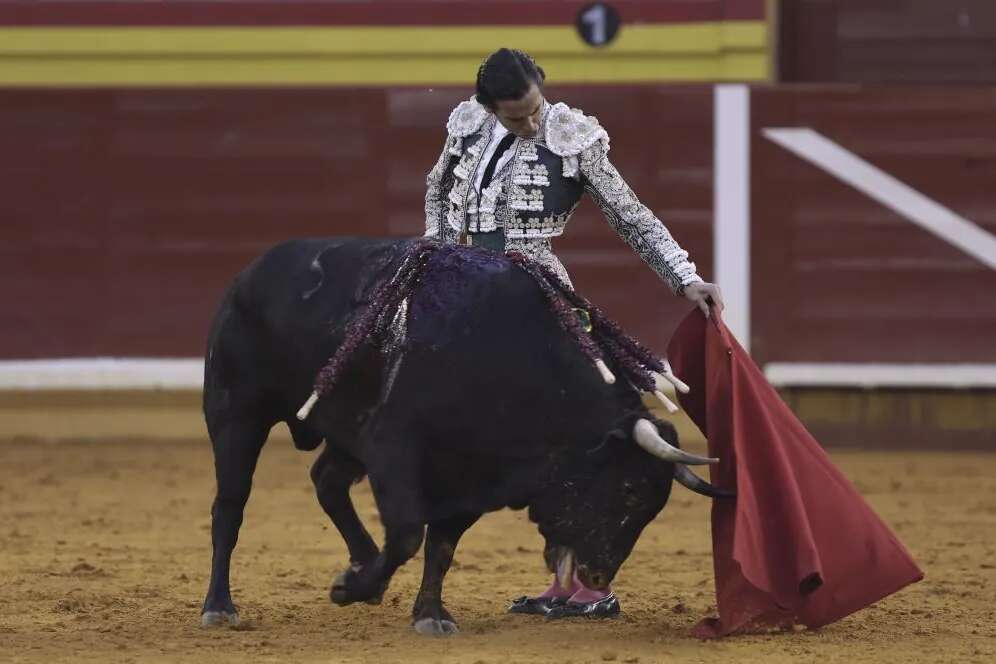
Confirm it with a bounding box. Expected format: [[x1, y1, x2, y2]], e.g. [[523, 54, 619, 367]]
[[0, 23, 769, 86], [0, 24, 767, 55]]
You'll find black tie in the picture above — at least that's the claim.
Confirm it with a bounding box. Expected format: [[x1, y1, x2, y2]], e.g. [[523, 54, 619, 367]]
[[479, 133, 516, 190]]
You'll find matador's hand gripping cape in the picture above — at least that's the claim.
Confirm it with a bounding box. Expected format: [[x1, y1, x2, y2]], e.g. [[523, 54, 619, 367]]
[[666, 309, 923, 637]]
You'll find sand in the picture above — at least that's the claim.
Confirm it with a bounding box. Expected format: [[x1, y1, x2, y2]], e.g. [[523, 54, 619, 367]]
[[1, 439, 994, 664]]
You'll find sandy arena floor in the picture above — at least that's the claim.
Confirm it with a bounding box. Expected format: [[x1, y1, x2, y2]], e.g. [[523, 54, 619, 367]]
[[1, 438, 994, 664]]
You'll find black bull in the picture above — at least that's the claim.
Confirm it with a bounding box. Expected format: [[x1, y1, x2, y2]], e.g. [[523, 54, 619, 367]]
[[200, 238, 727, 634]]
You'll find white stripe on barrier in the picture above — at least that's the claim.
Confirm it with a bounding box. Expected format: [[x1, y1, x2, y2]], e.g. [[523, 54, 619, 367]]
[[765, 363, 996, 388], [1, 358, 991, 390], [763, 127, 996, 270], [714, 84, 752, 351], [0, 358, 204, 390]]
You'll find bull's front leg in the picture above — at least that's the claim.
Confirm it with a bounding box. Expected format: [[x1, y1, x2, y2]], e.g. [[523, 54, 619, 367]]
[[412, 513, 481, 636], [330, 524, 425, 606], [330, 420, 426, 606]]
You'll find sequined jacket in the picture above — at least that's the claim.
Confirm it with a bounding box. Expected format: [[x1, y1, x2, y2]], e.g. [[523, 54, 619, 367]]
[[424, 98, 702, 294]]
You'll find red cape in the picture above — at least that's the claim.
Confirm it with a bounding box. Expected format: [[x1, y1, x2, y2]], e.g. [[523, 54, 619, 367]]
[[666, 310, 923, 638]]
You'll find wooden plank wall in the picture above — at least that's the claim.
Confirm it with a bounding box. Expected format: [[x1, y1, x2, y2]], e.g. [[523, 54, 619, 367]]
[[779, 0, 996, 83]]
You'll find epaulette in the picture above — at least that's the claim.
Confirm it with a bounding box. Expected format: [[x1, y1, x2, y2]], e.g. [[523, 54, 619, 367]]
[[544, 102, 609, 157], [446, 97, 490, 138]]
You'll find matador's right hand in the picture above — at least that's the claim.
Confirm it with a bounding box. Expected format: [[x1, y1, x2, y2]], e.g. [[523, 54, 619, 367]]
[[683, 282, 725, 319]]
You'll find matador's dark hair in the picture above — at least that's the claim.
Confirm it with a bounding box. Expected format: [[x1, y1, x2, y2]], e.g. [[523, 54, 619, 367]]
[[475, 48, 546, 110]]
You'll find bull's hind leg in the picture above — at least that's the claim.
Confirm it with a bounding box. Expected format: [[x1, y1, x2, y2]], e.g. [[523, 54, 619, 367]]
[[412, 513, 481, 636], [310, 446, 382, 603], [201, 412, 271, 627]]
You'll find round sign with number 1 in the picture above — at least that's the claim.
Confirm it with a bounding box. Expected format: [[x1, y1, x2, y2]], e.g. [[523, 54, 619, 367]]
[[576, 2, 621, 47]]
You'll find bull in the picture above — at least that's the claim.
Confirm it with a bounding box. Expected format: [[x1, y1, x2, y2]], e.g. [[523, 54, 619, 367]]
[[200, 238, 729, 635]]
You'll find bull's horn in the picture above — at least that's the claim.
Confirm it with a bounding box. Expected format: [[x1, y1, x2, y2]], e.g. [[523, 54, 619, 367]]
[[653, 390, 679, 413], [594, 359, 616, 384], [633, 418, 718, 465], [296, 391, 319, 421], [555, 549, 576, 591], [674, 464, 735, 499]]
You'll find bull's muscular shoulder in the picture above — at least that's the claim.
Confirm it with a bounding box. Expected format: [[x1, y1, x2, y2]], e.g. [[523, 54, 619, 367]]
[[446, 97, 490, 137], [544, 102, 609, 157]]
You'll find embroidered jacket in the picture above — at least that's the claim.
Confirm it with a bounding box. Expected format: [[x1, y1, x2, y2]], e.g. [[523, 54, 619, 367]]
[[424, 98, 703, 294]]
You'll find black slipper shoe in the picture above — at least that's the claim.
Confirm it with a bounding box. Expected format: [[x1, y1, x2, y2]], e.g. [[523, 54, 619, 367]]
[[545, 593, 620, 620], [508, 596, 568, 616]]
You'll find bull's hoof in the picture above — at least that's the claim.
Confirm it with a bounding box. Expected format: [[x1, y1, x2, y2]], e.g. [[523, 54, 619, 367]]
[[330, 566, 387, 607], [412, 601, 458, 636], [330, 569, 358, 605], [201, 610, 240, 628], [413, 617, 459, 636]]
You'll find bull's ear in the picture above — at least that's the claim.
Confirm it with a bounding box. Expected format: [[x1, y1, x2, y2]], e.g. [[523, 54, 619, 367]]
[[606, 428, 627, 440], [587, 428, 627, 455]]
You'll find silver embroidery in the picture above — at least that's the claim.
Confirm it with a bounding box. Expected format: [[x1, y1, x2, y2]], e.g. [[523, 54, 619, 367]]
[[446, 98, 490, 138], [453, 134, 486, 182], [427, 115, 492, 242], [466, 135, 486, 156], [447, 129, 493, 234], [518, 141, 540, 162], [468, 178, 503, 232], [507, 206, 576, 239], [506, 238, 574, 289], [429, 99, 701, 294], [544, 102, 609, 158], [512, 160, 550, 187], [507, 183, 545, 212], [562, 154, 581, 179], [580, 140, 701, 294], [424, 135, 458, 240]]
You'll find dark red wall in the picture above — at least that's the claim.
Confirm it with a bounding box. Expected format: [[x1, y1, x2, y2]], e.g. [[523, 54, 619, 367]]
[[780, 0, 996, 84], [0, 86, 713, 359], [4, 85, 994, 364], [0, 0, 766, 25], [751, 86, 996, 364]]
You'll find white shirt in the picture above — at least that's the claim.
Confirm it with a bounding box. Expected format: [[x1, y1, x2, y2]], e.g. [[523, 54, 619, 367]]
[[472, 122, 518, 195]]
